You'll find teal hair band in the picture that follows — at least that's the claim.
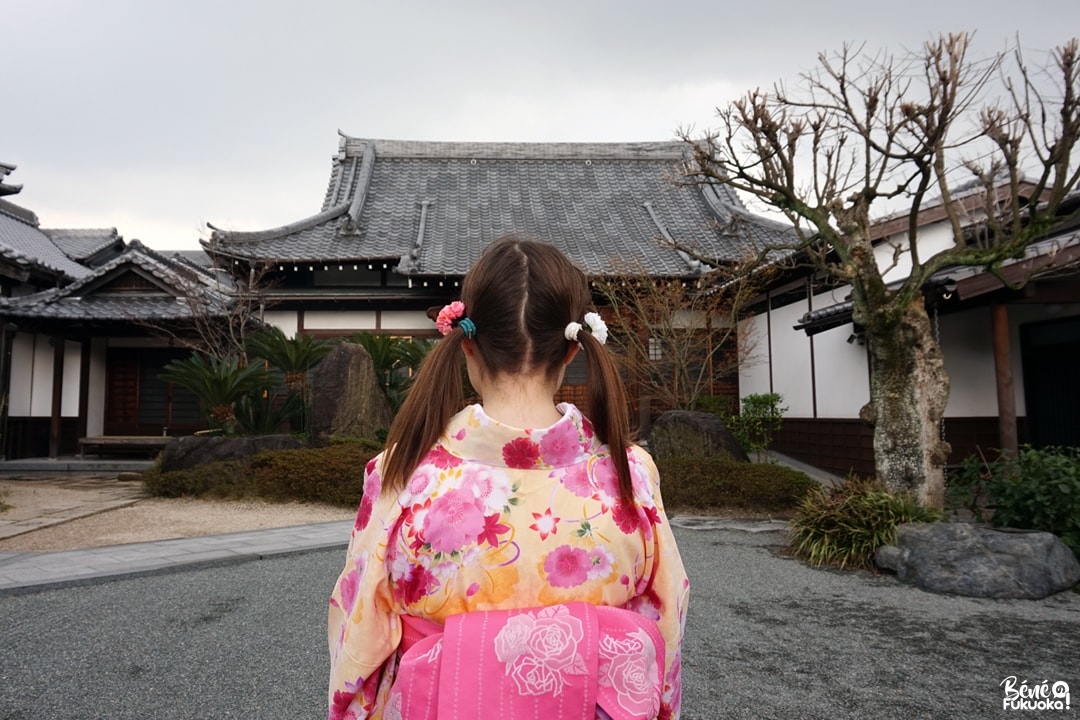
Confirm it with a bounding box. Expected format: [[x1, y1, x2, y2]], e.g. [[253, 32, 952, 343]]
[[458, 317, 477, 339]]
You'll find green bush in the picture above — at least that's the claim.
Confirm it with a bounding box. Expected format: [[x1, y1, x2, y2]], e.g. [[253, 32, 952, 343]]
[[141, 442, 379, 507], [142, 441, 818, 515], [656, 456, 818, 513], [141, 461, 251, 499], [248, 443, 376, 506], [964, 445, 1080, 557], [725, 392, 787, 458], [788, 476, 942, 570]]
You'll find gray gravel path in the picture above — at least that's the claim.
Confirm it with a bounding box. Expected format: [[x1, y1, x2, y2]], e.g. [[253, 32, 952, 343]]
[[2, 524, 1077, 719]]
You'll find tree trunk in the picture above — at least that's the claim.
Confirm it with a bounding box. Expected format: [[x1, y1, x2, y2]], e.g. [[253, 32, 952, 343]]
[[861, 298, 951, 509]]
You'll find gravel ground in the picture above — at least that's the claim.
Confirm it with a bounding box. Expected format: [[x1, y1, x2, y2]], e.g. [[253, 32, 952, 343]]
[[2, 526, 1078, 719], [0, 478, 355, 552]]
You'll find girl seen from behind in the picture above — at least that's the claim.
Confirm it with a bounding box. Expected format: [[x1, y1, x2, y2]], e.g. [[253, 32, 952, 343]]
[[328, 234, 689, 720]]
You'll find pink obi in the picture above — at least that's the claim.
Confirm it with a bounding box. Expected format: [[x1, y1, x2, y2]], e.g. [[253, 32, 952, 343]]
[[389, 603, 665, 720]]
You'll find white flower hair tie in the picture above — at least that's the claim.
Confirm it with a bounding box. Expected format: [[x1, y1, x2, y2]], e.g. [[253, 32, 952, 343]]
[[564, 313, 608, 345], [584, 312, 608, 345]]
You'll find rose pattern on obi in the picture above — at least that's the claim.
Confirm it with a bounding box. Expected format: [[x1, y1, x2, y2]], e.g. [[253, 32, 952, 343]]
[[598, 628, 661, 718], [328, 403, 689, 720], [494, 606, 588, 696]]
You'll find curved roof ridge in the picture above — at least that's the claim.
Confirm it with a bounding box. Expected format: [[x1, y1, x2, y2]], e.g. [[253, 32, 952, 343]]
[[206, 202, 351, 246], [0, 198, 40, 227], [45, 239, 230, 304], [337, 134, 686, 161]]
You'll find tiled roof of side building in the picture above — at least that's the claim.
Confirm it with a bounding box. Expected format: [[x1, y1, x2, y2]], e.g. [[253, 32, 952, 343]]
[[42, 228, 122, 262], [0, 240, 233, 322], [0, 200, 92, 280], [212, 135, 794, 276]]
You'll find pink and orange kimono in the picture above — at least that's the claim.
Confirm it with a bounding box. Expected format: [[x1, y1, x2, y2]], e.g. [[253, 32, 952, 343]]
[[328, 404, 689, 720]]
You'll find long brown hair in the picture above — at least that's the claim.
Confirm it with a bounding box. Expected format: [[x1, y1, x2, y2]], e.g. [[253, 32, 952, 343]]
[[381, 234, 633, 503]]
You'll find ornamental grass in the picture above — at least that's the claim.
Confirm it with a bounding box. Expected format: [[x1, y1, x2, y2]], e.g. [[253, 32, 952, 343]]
[[787, 476, 942, 570]]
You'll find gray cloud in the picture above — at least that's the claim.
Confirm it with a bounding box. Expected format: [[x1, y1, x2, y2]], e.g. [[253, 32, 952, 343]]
[[4, 0, 1078, 249]]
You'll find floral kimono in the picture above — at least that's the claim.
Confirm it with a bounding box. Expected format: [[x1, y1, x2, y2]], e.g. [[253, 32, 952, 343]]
[[328, 403, 690, 720]]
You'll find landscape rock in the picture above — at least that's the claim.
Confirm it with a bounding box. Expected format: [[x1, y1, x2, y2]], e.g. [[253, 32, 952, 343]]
[[159, 434, 306, 472], [309, 342, 394, 442], [875, 522, 1080, 599], [646, 410, 749, 462]]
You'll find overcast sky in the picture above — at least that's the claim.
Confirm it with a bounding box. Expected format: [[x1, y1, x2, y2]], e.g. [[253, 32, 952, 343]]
[[5, 0, 1079, 251]]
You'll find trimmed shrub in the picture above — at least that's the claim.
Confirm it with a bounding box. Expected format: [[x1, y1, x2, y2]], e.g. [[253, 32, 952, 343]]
[[984, 446, 1080, 558], [142, 441, 379, 507], [788, 476, 942, 570], [248, 442, 377, 506], [656, 456, 818, 513], [142, 461, 250, 499]]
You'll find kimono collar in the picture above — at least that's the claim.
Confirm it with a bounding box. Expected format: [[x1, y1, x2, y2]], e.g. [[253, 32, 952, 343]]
[[442, 403, 601, 470]]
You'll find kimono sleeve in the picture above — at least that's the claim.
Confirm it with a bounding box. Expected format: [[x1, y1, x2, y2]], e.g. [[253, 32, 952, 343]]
[[327, 453, 403, 720], [627, 447, 690, 720]]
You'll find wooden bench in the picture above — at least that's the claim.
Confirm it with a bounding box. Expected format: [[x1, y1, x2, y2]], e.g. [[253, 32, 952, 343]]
[[77, 435, 172, 459]]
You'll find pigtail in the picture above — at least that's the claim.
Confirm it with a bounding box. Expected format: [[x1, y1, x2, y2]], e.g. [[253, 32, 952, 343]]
[[577, 331, 635, 506], [380, 329, 466, 495]]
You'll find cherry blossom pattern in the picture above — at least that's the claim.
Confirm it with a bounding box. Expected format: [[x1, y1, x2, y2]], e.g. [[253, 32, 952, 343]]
[[543, 546, 591, 588]]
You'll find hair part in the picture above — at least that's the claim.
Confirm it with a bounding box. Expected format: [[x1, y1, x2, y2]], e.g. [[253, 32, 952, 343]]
[[381, 234, 634, 504]]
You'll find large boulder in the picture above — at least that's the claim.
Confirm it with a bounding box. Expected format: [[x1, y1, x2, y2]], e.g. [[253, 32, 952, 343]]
[[309, 342, 394, 442], [160, 434, 306, 472], [646, 410, 749, 462], [875, 522, 1080, 599]]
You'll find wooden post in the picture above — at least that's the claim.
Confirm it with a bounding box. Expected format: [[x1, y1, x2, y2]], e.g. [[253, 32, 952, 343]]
[[49, 337, 64, 459], [991, 303, 1019, 455], [78, 338, 91, 441]]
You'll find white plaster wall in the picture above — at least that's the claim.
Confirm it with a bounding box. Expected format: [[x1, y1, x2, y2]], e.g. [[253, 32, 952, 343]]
[[264, 311, 298, 338], [8, 336, 83, 418], [939, 307, 999, 416], [811, 322, 871, 418], [876, 222, 960, 284], [61, 340, 80, 416], [738, 314, 772, 398], [766, 299, 815, 417], [86, 338, 107, 436], [381, 310, 437, 332], [8, 334, 37, 416], [29, 336, 54, 417], [304, 311, 377, 331], [907, 303, 1080, 419]]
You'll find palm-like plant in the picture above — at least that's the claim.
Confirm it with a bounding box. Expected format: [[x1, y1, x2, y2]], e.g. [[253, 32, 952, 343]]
[[161, 354, 269, 434], [349, 333, 433, 410], [245, 327, 333, 392]]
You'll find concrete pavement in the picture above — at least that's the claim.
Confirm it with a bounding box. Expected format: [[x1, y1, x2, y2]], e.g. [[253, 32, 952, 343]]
[[0, 520, 354, 595]]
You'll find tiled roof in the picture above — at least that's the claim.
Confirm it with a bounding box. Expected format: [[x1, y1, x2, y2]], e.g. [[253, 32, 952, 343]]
[[209, 135, 794, 278], [0, 240, 233, 322], [42, 228, 122, 262], [0, 200, 91, 280]]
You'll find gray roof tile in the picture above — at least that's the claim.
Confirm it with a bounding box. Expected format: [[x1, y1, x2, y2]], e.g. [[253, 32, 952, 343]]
[[42, 228, 122, 262], [0, 200, 91, 280], [212, 136, 795, 278], [0, 241, 232, 322]]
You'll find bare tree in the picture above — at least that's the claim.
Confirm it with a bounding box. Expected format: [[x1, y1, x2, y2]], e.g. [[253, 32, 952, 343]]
[[137, 249, 278, 362], [678, 34, 1080, 508], [594, 261, 768, 413]]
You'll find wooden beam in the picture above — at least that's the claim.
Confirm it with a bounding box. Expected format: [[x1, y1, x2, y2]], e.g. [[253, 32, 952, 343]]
[[991, 303, 1019, 455]]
